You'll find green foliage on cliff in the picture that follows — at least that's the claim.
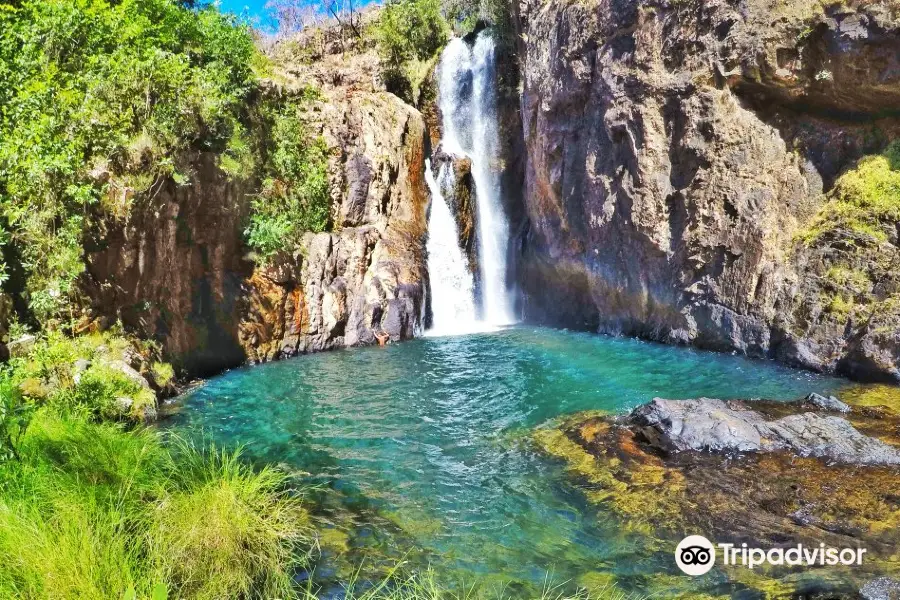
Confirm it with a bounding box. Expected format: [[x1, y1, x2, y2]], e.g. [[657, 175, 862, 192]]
[[799, 140, 900, 245], [245, 100, 331, 261], [443, 0, 515, 42], [374, 0, 448, 103], [0, 0, 259, 324]]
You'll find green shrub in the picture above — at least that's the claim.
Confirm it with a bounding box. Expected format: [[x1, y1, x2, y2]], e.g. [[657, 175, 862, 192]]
[[8, 330, 171, 423], [0, 377, 32, 462], [151, 361, 176, 388], [245, 101, 331, 260], [69, 364, 157, 422], [443, 0, 515, 41], [374, 0, 448, 101]]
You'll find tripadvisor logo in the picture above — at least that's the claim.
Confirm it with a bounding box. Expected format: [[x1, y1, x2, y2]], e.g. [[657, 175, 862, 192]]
[[675, 535, 715, 576], [675, 535, 868, 576]]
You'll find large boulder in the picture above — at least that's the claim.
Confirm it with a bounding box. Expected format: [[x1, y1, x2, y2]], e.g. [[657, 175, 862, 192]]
[[630, 397, 900, 465]]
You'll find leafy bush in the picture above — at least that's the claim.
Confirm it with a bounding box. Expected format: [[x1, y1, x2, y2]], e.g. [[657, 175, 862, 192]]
[[0, 0, 258, 323], [374, 0, 448, 101], [70, 364, 157, 422], [0, 378, 32, 462], [245, 101, 331, 260], [7, 329, 171, 423], [151, 361, 176, 388], [443, 0, 514, 40]]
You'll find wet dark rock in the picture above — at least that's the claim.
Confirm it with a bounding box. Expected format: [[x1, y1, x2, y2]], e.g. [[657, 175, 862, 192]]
[[630, 398, 771, 454], [805, 392, 851, 413], [630, 397, 900, 465], [769, 412, 900, 466], [536, 395, 900, 597]]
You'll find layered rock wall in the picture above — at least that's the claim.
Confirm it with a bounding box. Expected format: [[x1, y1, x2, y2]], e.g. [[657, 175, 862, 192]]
[[85, 33, 430, 375], [515, 0, 900, 380]]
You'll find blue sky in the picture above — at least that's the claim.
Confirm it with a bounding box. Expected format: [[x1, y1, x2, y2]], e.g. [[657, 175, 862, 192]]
[[213, 0, 379, 30], [216, 0, 272, 22]]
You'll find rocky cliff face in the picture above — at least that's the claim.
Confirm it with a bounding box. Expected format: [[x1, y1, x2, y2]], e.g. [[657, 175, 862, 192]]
[[85, 30, 429, 375], [239, 86, 429, 365], [85, 153, 253, 376], [515, 0, 900, 381]]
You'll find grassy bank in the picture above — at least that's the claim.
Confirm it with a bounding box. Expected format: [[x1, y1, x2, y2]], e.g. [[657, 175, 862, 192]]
[[0, 410, 312, 599]]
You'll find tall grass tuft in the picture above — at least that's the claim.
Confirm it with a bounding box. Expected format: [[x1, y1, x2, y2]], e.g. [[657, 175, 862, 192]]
[[0, 411, 313, 600], [150, 440, 313, 600]]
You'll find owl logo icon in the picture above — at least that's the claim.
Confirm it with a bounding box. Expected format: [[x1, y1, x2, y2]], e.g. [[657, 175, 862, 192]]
[[675, 535, 715, 576]]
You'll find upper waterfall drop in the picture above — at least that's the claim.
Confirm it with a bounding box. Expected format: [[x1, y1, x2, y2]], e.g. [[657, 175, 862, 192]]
[[437, 32, 517, 326]]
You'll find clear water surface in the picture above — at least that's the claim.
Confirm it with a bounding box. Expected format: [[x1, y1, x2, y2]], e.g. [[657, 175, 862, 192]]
[[164, 327, 847, 593]]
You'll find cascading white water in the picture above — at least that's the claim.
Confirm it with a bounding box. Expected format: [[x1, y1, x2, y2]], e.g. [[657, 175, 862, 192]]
[[437, 32, 516, 326], [424, 30, 516, 334], [424, 160, 477, 334]]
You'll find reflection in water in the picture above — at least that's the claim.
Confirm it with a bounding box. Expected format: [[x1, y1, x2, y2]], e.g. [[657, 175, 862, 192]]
[[165, 327, 846, 591]]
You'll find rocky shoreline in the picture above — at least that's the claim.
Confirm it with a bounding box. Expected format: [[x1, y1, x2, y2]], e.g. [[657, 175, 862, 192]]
[[534, 390, 900, 597]]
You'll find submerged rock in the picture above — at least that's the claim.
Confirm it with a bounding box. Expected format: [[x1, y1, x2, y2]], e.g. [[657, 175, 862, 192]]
[[805, 392, 852, 413], [630, 397, 900, 465], [534, 394, 900, 597]]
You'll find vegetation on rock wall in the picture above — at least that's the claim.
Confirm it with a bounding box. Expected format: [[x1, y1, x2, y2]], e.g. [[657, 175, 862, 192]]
[[0, 0, 331, 330], [443, 0, 516, 42], [793, 141, 900, 328], [800, 141, 900, 246], [374, 0, 448, 103], [244, 95, 331, 260], [0, 0, 258, 324]]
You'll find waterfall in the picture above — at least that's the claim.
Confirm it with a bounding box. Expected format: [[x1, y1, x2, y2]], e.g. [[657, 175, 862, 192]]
[[425, 160, 477, 334], [435, 31, 516, 326]]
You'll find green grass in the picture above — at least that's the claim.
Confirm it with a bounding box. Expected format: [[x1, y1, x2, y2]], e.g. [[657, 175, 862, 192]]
[[151, 439, 313, 600], [0, 410, 313, 600]]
